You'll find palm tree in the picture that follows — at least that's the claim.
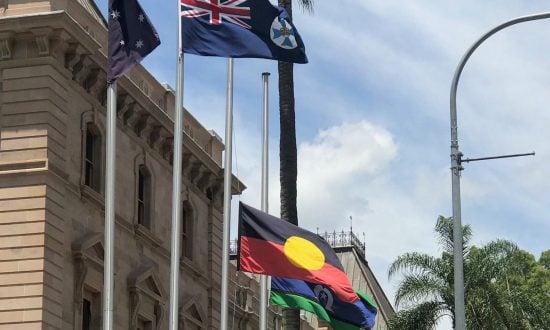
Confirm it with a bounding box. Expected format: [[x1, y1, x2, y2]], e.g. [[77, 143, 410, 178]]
[[387, 216, 534, 329], [277, 0, 312, 328], [277, 0, 312, 225]]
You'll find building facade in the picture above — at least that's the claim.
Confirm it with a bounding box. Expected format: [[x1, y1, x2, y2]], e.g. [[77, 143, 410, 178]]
[[0, 0, 248, 328], [322, 231, 395, 330]]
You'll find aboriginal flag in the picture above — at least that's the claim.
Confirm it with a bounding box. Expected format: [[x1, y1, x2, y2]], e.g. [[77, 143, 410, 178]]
[[237, 202, 358, 303]]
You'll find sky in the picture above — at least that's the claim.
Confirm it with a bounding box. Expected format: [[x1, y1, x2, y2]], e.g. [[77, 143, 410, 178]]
[[97, 1, 550, 328]]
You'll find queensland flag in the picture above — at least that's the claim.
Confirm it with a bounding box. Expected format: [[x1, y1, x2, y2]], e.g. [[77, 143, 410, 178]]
[[108, 0, 160, 83], [181, 0, 308, 63], [237, 202, 358, 303], [271, 277, 378, 330]]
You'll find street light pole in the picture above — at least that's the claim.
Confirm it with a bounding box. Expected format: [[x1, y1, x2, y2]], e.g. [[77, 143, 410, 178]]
[[450, 12, 550, 330]]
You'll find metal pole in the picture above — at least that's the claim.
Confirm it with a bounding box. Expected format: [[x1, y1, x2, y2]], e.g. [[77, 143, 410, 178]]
[[103, 82, 117, 330], [449, 12, 550, 330], [259, 72, 270, 330], [462, 152, 535, 163], [168, 1, 185, 328], [220, 57, 235, 330]]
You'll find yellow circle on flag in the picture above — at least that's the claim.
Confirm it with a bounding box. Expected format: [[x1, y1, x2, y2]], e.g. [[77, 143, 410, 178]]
[[283, 236, 325, 270]]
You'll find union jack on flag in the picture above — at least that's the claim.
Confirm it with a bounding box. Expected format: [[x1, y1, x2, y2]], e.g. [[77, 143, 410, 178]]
[[181, 0, 251, 29]]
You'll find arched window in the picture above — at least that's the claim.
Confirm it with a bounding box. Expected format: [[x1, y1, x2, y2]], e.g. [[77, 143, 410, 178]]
[[181, 203, 194, 260], [137, 166, 152, 228], [84, 124, 101, 192]]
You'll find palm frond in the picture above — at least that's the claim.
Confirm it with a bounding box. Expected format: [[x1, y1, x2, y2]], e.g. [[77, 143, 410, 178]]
[[466, 240, 521, 285], [394, 273, 446, 308], [388, 253, 446, 280], [278, 0, 314, 13], [296, 0, 314, 12], [388, 301, 447, 330], [435, 215, 472, 254]]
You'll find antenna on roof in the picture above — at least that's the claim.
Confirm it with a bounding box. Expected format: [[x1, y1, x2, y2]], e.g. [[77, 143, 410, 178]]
[[349, 215, 353, 233]]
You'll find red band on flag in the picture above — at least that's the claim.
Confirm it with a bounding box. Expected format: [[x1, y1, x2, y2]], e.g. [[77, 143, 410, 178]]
[[239, 236, 358, 303]]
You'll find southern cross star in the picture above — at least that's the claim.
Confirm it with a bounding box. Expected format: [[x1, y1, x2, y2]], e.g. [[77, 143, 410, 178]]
[[110, 9, 120, 20], [135, 40, 144, 48]]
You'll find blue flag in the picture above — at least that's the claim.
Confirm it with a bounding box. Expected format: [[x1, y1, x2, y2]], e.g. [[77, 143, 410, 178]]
[[271, 277, 377, 329], [181, 0, 308, 63], [108, 0, 161, 83]]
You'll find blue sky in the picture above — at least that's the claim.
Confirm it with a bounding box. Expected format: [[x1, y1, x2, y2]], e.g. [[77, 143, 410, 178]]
[[98, 1, 549, 327]]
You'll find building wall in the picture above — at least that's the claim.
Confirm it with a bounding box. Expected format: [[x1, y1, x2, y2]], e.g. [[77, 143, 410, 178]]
[[336, 247, 394, 330], [0, 1, 235, 329]]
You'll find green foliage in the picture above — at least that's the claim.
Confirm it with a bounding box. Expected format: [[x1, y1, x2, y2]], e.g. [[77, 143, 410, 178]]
[[387, 216, 550, 330], [539, 250, 550, 270], [388, 301, 449, 330]]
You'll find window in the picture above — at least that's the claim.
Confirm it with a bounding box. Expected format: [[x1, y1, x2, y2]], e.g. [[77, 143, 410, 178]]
[[181, 205, 193, 260], [137, 166, 152, 228], [84, 124, 101, 192], [82, 298, 91, 330], [82, 289, 101, 330], [137, 318, 153, 330]]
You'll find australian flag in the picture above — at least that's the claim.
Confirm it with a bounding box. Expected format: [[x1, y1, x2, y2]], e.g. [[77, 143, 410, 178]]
[[108, 0, 161, 83], [181, 0, 308, 63]]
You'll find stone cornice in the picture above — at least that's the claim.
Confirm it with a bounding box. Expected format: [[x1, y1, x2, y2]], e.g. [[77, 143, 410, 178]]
[[0, 11, 101, 53], [0, 10, 245, 199]]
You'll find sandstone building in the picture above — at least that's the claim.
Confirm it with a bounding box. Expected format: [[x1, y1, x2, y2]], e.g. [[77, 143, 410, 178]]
[[0, 0, 248, 328]]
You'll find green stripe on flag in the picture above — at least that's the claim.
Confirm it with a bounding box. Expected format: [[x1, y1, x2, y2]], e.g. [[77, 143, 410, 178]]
[[357, 290, 378, 310], [270, 291, 331, 323], [330, 318, 365, 330], [271, 291, 369, 330]]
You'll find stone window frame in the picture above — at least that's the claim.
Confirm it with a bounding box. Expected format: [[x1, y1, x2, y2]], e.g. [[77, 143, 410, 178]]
[[181, 200, 196, 261], [133, 155, 155, 228], [133, 154, 162, 246], [80, 110, 105, 199], [128, 266, 166, 330], [179, 296, 206, 329], [137, 165, 152, 228], [72, 233, 105, 330]]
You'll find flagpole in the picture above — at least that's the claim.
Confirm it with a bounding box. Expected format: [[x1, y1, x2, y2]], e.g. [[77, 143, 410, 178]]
[[103, 81, 117, 330], [168, 0, 185, 328], [259, 72, 270, 330], [220, 57, 234, 330]]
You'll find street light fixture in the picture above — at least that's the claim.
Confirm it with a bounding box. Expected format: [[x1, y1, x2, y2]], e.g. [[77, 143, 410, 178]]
[[449, 12, 548, 330]]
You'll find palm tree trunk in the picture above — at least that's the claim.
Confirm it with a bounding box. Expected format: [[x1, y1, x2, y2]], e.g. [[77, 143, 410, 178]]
[[279, 0, 301, 327], [278, 59, 298, 226]]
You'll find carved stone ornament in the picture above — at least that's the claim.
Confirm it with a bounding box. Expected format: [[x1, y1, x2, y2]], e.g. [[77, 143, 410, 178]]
[[30, 28, 53, 56], [0, 31, 14, 60], [154, 301, 165, 330], [128, 266, 166, 330], [129, 289, 142, 330]]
